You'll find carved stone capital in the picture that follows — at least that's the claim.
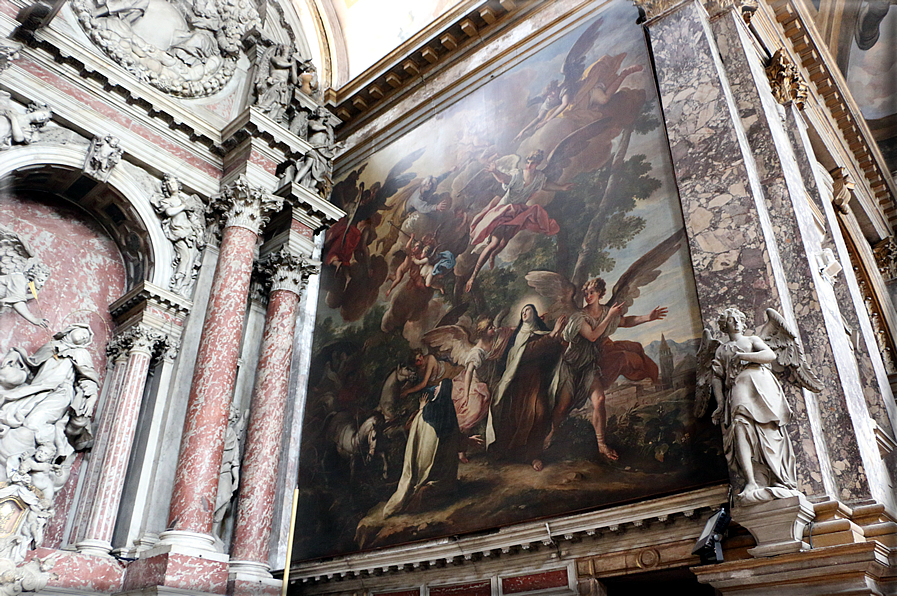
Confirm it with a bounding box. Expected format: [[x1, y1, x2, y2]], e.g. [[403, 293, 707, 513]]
[[108, 325, 170, 359], [873, 237, 897, 281], [766, 49, 809, 110], [256, 250, 319, 296], [213, 175, 284, 236]]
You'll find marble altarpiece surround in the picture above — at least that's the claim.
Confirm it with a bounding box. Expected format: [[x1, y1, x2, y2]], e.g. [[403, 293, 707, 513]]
[[0, 0, 889, 594]]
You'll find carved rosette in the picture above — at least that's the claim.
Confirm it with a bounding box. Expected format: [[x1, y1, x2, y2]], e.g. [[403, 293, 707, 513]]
[[256, 250, 318, 297], [766, 49, 809, 109], [213, 175, 285, 236]]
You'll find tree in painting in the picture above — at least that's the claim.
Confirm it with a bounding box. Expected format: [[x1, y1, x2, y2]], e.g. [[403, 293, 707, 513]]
[[296, 4, 727, 562]]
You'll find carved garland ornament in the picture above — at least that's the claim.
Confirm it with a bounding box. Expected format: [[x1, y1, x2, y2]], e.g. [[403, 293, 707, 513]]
[[72, 0, 259, 98]]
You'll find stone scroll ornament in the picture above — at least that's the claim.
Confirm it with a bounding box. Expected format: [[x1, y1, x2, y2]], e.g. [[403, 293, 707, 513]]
[[695, 307, 823, 505], [150, 174, 206, 297], [72, 0, 260, 98], [0, 324, 100, 577]]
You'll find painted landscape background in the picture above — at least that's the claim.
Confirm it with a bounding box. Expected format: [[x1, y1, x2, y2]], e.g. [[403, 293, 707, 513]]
[[295, 3, 727, 562]]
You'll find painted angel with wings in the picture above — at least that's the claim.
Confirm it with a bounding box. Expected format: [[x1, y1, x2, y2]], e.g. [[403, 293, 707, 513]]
[[463, 117, 617, 292], [526, 229, 684, 459], [695, 307, 822, 503], [0, 223, 50, 328]]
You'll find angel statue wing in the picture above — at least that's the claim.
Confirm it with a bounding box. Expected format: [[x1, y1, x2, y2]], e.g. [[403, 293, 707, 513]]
[[694, 328, 721, 417], [525, 270, 579, 321], [607, 228, 686, 316], [759, 307, 824, 392], [422, 325, 476, 365], [0, 222, 40, 279]]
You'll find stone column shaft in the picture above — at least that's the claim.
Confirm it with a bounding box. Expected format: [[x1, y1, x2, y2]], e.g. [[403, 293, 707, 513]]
[[230, 252, 311, 577], [165, 176, 283, 547], [78, 329, 160, 555]]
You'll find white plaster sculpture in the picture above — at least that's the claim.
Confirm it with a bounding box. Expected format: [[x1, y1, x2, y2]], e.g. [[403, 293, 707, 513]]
[[0, 95, 50, 149], [212, 403, 245, 545], [0, 223, 50, 328], [697, 307, 823, 504], [150, 174, 206, 297], [255, 44, 305, 124], [0, 324, 100, 480], [280, 106, 338, 197], [0, 552, 58, 594], [72, 0, 259, 98], [84, 135, 123, 182]]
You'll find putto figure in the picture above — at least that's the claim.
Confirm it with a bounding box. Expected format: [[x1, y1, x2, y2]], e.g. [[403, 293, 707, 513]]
[[84, 135, 123, 182], [697, 307, 823, 504], [150, 174, 206, 297]]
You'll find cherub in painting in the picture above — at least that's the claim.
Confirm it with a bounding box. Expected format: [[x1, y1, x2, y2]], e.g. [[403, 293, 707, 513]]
[[526, 229, 684, 460]]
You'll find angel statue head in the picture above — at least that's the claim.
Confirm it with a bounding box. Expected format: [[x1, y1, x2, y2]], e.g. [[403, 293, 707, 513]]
[[161, 173, 181, 196], [525, 150, 545, 166], [25, 261, 50, 286], [717, 307, 747, 334]]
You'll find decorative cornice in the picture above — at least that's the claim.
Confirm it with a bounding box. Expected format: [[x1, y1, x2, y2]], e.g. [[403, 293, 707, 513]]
[[329, 0, 524, 127], [765, 48, 809, 109], [764, 0, 897, 229], [109, 281, 192, 323], [213, 175, 285, 235], [289, 485, 727, 585], [277, 181, 346, 234]]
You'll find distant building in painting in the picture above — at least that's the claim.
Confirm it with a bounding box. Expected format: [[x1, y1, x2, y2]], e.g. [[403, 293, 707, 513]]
[[0, 0, 893, 594]]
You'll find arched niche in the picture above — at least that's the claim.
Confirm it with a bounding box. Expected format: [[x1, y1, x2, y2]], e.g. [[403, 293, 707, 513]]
[[0, 145, 173, 294]]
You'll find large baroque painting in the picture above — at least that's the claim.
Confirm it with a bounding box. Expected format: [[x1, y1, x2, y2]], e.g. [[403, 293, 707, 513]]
[[296, 4, 727, 561]]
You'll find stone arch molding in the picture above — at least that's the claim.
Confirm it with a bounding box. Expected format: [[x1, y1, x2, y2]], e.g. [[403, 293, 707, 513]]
[[0, 145, 173, 293]]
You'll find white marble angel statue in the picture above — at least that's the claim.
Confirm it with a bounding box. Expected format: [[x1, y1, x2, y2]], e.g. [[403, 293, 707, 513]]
[[150, 174, 206, 296], [0, 223, 50, 328], [525, 229, 684, 459], [695, 307, 823, 504]]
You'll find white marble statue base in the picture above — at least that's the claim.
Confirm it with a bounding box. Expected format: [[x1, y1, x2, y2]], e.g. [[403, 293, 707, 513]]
[[734, 494, 815, 557]]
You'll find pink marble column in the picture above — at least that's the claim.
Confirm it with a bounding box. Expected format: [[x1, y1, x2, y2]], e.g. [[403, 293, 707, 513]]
[[163, 176, 283, 550], [229, 251, 313, 579], [77, 326, 165, 556]]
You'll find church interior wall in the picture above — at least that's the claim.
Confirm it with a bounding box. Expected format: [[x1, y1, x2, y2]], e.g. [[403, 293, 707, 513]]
[[0, 0, 890, 594]]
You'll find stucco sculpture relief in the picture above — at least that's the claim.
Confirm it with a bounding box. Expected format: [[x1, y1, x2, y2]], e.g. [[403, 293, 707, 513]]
[[0, 324, 99, 577], [278, 106, 339, 197], [212, 403, 245, 547], [254, 43, 316, 125], [0, 224, 50, 329], [697, 308, 823, 504], [150, 174, 206, 297], [0, 96, 50, 150], [73, 0, 259, 97], [83, 135, 123, 182]]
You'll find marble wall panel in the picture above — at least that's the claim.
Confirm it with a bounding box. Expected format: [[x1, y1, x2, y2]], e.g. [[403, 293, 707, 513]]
[[708, 10, 870, 502], [647, 0, 827, 496]]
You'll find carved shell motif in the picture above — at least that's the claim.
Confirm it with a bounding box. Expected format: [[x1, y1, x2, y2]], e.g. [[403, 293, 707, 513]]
[[72, 0, 260, 98]]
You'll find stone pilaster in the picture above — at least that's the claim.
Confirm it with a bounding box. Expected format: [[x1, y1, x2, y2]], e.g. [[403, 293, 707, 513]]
[[77, 325, 168, 556]]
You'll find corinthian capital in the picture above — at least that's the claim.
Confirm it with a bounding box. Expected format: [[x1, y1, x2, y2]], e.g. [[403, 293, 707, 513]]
[[213, 175, 285, 236], [107, 325, 170, 359], [766, 49, 809, 110], [256, 250, 319, 296]]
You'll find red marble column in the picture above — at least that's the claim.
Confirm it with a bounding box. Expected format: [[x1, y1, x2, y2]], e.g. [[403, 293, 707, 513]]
[[163, 176, 283, 550], [229, 251, 312, 579], [77, 326, 165, 556]]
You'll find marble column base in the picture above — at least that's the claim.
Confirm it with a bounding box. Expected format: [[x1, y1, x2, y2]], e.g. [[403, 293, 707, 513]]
[[734, 495, 815, 557], [228, 574, 282, 596], [123, 542, 230, 594], [158, 529, 219, 553], [75, 537, 114, 557]]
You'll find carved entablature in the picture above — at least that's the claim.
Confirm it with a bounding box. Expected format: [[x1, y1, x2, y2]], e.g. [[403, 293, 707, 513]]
[[71, 0, 259, 98], [765, 49, 809, 110]]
